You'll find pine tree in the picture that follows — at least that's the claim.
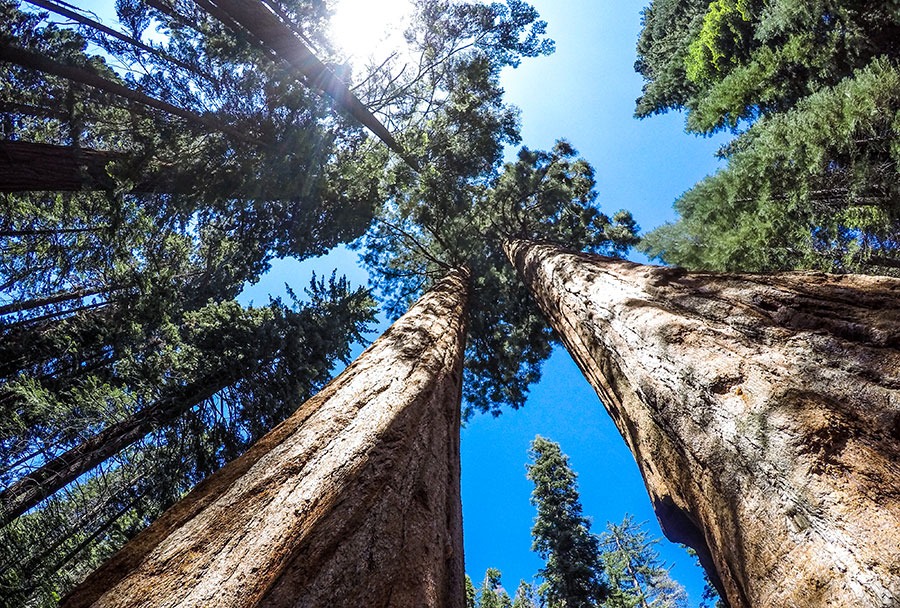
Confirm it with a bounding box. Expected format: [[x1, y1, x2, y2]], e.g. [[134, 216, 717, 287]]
[[599, 516, 687, 608], [362, 138, 638, 417], [526, 436, 606, 608]]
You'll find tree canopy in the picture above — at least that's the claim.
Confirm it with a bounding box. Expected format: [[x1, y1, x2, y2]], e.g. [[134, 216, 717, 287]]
[[0, 0, 589, 603], [636, 0, 900, 273]]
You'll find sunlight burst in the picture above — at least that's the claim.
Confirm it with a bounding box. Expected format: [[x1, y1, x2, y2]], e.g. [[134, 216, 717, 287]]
[[329, 0, 414, 62]]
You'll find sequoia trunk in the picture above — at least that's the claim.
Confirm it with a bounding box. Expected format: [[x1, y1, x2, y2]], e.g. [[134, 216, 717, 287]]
[[63, 268, 470, 608], [505, 239, 900, 608]]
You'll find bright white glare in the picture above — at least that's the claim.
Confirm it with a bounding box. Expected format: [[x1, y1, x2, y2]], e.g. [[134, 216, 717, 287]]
[[330, 0, 414, 63]]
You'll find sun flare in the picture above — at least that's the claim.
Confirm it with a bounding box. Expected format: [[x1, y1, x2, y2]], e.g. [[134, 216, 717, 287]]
[[329, 0, 414, 62]]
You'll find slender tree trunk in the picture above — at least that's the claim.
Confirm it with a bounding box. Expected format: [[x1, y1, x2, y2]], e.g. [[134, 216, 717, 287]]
[[0, 44, 254, 144], [612, 534, 650, 608], [0, 374, 233, 527], [7, 473, 146, 580], [0, 286, 110, 316], [63, 268, 470, 608], [143, 0, 280, 66], [0, 227, 105, 237], [33, 490, 149, 591], [20, 0, 211, 78], [504, 239, 900, 608], [0, 298, 105, 330]]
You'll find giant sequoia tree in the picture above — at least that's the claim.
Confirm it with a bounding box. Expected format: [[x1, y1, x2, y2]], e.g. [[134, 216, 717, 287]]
[[0, 275, 376, 605], [0, 0, 381, 603], [12, 3, 899, 608], [505, 239, 900, 608], [62, 268, 470, 608], [0, 0, 559, 604], [635, 0, 900, 273]]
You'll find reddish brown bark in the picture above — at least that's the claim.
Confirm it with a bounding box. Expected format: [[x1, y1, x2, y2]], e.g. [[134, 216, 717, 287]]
[[63, 268, 469, 608], [506, 239, 900, 608], [0, 286, 109, 316], [0, 140, 205, 193], [0, 141, 123, 192]]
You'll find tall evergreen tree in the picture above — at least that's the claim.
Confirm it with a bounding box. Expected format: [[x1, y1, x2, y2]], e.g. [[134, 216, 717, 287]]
[[599, 516, 687, 608], [526, 436, 606, 608], [635, 0, 900, 272], [1, 2, 562, 604]]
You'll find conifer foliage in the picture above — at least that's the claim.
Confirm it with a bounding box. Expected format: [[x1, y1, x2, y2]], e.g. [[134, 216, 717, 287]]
[[0, 0, 386, 602], [599, 516, 688, 608], [0, 0, 575, 604], [636, 0, 900, 273], [469, 439, 696, 608], [526, 436, 607, 608], [476, 568, 513, 608]]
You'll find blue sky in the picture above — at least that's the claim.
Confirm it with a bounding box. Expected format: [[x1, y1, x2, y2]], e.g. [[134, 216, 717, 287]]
[[245, 1, 731, 603], [56, 0, 726, 602]]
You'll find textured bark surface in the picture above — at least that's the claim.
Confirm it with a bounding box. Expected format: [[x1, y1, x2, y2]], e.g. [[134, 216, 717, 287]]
[[0, 141, 123, 192], [63, 269, 469, 608], [506, 239, 900, 608], [0, 141, 194, 193]]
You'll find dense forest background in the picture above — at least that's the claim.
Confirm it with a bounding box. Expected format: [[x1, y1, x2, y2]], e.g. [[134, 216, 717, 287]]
[[1, 0, 898, 605]]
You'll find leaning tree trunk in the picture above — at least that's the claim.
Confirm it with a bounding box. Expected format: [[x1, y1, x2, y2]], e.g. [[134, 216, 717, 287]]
[[0, 44, 253, 143], [0, 372, 234, 527], [0, 141, 209, 194], [200, 0, 417, 168], [505, 239, 900, 608], [62, 268, 470, 608]]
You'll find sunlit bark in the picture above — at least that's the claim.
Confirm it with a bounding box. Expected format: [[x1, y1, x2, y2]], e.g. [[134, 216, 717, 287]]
[[63, 268, 469, 608], [506, 238, 900, 608]]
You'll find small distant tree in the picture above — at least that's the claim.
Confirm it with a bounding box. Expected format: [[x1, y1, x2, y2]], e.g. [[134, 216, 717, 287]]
[[467, 574, 479, 608], [599, 516, 688, 608], [512, 580, 542, 608], [526, 436, 607, 608], [478, 568, 513, 608]]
